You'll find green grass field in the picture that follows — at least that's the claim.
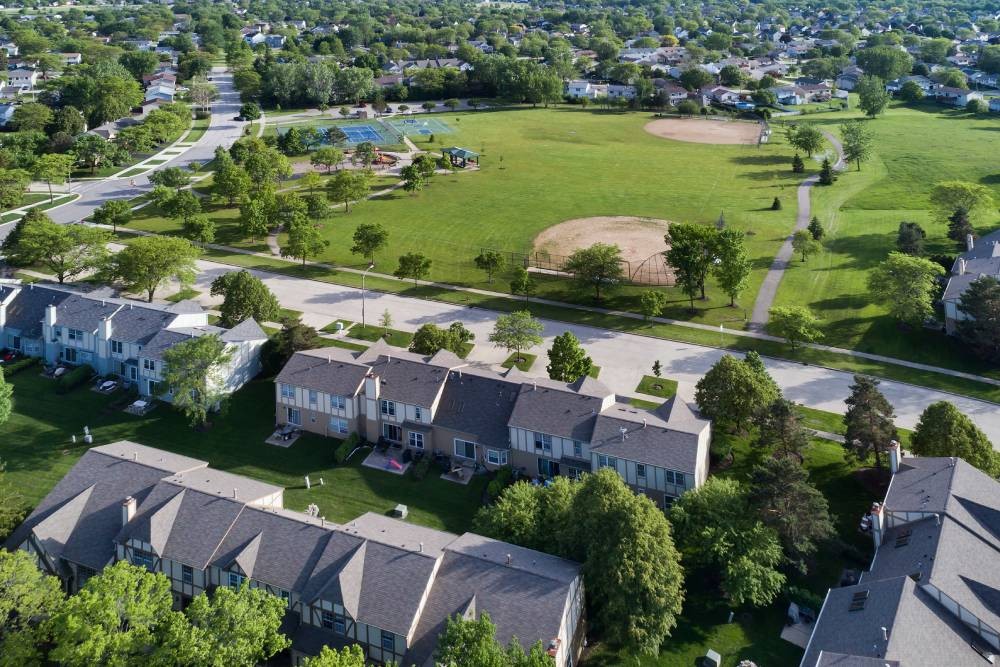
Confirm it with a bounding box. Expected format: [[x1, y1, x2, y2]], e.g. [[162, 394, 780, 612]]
[[0, 372, 485, 533], [774, 102, 1000, 378]]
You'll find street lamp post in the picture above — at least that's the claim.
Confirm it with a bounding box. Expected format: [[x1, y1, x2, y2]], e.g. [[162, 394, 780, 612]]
[[361, 263, 375, 329]]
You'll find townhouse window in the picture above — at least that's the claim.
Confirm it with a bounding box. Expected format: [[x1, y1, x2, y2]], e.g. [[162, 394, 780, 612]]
[[413, 406, 422, 421], [182, 564, 193, 584], [567, 467, 583, 480], [77, 565, 97, 586], [597, 455, 618, 470], [381, 631, 395, 652], [280, 384, 295, 399], [321, 610, 335, 629], [408, 432, 424, 449], [147, 380, 158, 396], [280, 590, 290, 606], [573, 441, 583, 458], [228, 571, 245, 588], [67, 328, 83, 341], [333, 614, 346, 634], [486, 449, 507, 466], [287, 408, 301, 426], [329, 417, 349, 435], [308, 390, 318, 406], [533, 432, 552, 452], [380, 399, 396, 416], [110, 340, 123, 354], [382, 423, 401, 442], [131, 549, 155, 571], [331, 394, 346, 410], [454, 439, 476, 460], [636, 464, 647, 479], [143, 359, 155, 372], [63, 348, 77, 363]]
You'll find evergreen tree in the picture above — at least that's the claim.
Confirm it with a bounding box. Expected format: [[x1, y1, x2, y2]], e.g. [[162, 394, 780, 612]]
[[843, 375, 898, 471], [956, 276, 1000, 363], [807, 216, 824, 240], [791, 153, 805, 173], [818, 157, 835, 185], [947, 207, 974, 249]]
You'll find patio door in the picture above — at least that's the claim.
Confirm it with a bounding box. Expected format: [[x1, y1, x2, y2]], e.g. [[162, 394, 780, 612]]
[[537, 458, 560, 478], [382, 423, 401, 442]]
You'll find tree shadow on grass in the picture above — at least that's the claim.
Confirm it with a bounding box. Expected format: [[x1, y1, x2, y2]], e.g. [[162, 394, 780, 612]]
[[729, 154, 791, 167]]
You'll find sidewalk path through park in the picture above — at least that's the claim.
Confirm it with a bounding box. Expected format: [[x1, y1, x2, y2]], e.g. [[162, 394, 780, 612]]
[[749, 130, 846, 330]]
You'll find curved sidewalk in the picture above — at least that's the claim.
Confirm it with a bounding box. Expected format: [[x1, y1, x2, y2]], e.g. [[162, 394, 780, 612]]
[[749, 130, 846, 330]]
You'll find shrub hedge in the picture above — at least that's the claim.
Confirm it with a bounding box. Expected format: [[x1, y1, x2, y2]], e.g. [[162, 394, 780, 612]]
[[56, 364, 94, 394], [1, 356, 39, 376]]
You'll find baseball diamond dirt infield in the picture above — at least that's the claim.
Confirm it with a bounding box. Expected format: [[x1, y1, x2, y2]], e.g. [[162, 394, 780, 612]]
[[644, 118, 762, 145], [531, 216, 674, 285]]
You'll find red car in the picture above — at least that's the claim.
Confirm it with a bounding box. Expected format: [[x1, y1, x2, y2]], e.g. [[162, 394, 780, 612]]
[[0, 350, 16, 363]]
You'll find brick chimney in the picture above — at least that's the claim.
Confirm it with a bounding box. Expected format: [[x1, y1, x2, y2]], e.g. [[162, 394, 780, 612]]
[[870, 501, 886, 548], [888, 440, 901, 475], [121, 496, 137, 526]]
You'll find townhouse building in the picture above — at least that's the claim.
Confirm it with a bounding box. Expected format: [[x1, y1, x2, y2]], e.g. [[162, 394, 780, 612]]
[[941, 229, 1000, 334], [275, 342, 711, 507], [7, 441, 585, 667], [0, 281, 266, 401], [801, 446, 1000, 665]]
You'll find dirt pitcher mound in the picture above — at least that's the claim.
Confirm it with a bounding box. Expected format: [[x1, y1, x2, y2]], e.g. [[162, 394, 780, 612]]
[[644, 118, 761, 145], [532, 216, 674, 285]]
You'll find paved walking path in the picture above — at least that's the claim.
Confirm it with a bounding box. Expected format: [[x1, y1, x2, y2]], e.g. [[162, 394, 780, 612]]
[[749, 130, 846, 330]]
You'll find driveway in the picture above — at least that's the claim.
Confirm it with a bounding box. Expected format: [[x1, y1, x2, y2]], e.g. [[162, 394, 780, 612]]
[[186, 258, 1000, 445]]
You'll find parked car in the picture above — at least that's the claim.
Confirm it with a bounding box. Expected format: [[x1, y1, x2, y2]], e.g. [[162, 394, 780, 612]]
[[0, 349, 16, 363]]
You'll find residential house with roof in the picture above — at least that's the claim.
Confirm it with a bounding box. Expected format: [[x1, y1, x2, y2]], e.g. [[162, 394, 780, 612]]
[[801, 445, 1000, 665], [0, 280, 266, 401], [275, 342, 711, 507], [941, 229, 1000, 334], [7, 68, 38, 89], [7, 441, 585, 667]]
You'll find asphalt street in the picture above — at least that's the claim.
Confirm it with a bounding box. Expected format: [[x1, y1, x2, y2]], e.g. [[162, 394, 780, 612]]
[[186, 259, 1000, 445]]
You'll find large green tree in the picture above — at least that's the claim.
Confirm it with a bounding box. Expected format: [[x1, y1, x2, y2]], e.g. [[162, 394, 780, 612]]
[[664, 223, 717, 310], [546, 331, 593, 382], [670, 477, 785, 607], [92, 199, 133, 232], [0, 549, 63, 665], [767, 306, 823, 349], [47, 561, 185, 667], [6, 216, 110, 283], [108, 236, 200, 301], [840, 120, 874, 171], [563, 243, 624, 301], [786, 124, 824, 157], [210, 270, 281, 328], [302, 644, 366, 667], [856, 75, 889, 118], [755, 398, 811, 461], [695, 353, 780, 431], [327, 169, 372, 212], [350, 222, 388, 264], [394, 252, 432, 284], [435, 613, 552, 667], [854, 47, 912, 80], [929, 180, 995, 224], [713, 229, 751, 306], [162, 334, 234, 427], [0, 168, 29, 209], [183, 585, 290, 667], [283, 217, 329, 266], [489, 310, 544, 360], [843, 375, 898, 471], [409, 322, 475, 356], [911, 401, 999, 477], [475, 470, 685, 656], [867, 252, 944, 326]]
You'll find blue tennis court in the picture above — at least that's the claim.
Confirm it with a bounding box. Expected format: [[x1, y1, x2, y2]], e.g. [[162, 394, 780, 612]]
[[385, 117, 453, 137], [341, 124, 385, 143]]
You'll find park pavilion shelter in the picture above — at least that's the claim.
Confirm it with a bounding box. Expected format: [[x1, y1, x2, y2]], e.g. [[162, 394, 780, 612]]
[[441, 146, 479, 167]]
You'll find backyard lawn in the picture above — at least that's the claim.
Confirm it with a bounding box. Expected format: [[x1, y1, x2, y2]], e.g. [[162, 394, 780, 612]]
[[0, 372, 485, 533]]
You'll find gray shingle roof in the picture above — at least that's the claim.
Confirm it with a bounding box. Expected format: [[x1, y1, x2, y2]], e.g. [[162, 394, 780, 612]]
[[0, 284, 68, 337], [5, 443, 207, 569], [433, 369, 519, 448], [803, 456, 1000, 666], [275, 349, 369, 398], [221, 318, 267, 342], [366, 354, 450, 408], [52, 294, 120, 332], [508, 381, 609, 441], [590, 403, 703, 472]]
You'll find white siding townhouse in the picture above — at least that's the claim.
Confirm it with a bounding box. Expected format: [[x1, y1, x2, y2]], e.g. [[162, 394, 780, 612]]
[[564, 80, 636, 100], [7, 441, 586, 667], [275, 341, 711, 508], [0, 280, 266, 402], [941, 229, 1000, 334]]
